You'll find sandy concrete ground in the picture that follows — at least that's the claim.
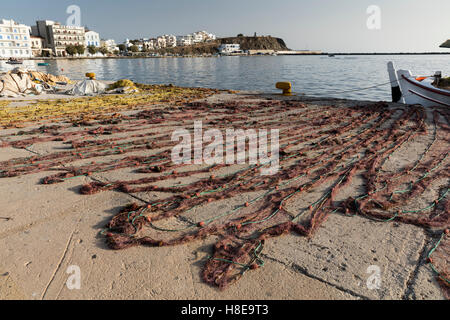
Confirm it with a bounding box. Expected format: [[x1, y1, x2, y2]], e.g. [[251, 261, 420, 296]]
[[0, 92, 446, 300]]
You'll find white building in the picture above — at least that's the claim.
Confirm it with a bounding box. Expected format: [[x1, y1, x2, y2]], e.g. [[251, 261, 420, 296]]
[[175, 31, 216, 47], [218, 44, 241, 54], [145, 38, 157, 50], [30, 36, 45, 57], [176, 35, 193, 47], [156, 36, 166, 48], [33, 20, 85, 57], [163, 35, 177, 47], [85, 30, 100, 47], [0, 19, 33, 58], [192, 31, 216, 43], [100, 39, 118, 52]]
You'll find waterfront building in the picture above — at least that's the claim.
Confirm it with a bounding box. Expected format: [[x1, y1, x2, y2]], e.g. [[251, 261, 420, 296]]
[[100, 39, 118, 52], [33, 20, 85, 57], [218, 43, 241, 54], [30, 36, 45, 57], [85, 30, 100, 47], [0, 19, 33, 58]]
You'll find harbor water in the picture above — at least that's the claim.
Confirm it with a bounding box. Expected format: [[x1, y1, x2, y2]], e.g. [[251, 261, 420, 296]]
[[1, 54, 449, 101]]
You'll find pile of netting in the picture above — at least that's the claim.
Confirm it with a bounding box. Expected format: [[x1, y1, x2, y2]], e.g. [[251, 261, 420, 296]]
[[0, 84, 218, 128], [0, 97, 448, 296]]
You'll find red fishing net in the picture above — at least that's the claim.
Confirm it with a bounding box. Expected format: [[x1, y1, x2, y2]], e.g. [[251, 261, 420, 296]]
[[1, 97, 448, 294]]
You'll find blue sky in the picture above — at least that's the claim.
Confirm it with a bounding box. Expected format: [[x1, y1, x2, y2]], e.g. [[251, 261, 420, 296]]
[[2, 0, 450, 52]]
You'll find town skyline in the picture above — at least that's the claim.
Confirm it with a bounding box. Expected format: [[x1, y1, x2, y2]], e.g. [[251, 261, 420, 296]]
[[2, 0, 449, 53]]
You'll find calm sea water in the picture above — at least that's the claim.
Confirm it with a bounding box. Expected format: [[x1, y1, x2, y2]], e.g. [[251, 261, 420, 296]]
[[1, 54, 449, 101]]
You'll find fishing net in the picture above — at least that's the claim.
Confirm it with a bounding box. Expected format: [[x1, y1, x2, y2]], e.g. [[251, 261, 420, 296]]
[[0, 95, 448, 294]]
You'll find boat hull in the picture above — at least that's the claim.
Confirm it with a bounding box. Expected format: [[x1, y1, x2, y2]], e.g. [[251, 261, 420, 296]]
[[397, 70, 450, 107], [387, 62, 450, 107]]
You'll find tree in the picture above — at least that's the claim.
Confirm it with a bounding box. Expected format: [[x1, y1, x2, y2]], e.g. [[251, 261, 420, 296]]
[[113, 50, 119, 55], [99, 47, 109, 55], [65, 45, 77, 56], [118, 44, 126, 52], [130, 45, 139, 53], [87, 45, 98, 55], [237, 34, 244, 37], [75, 45, 85, 55]]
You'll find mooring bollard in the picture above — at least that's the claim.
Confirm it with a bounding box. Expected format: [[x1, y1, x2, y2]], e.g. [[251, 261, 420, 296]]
[[276, 82, 292, 96], [85, 72, 96, 80]]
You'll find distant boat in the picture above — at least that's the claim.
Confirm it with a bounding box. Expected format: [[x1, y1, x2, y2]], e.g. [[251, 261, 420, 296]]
[[5, 58, 23, 65], [387, 61, 450, 107], [37, 62, 49, 66]]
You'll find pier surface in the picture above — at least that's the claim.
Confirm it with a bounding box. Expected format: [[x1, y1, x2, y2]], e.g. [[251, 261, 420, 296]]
[[0, 91, 447, 300]]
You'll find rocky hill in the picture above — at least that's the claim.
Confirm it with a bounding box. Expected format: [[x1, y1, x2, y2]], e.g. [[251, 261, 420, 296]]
[[440, 40, 450, 48], [219, 36, 289, 51], [153, 36, 289, 55]]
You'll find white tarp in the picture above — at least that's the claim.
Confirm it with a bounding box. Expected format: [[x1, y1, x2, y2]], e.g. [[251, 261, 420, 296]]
[[0, 68, 42, 97], [66, 79, 107, 96]]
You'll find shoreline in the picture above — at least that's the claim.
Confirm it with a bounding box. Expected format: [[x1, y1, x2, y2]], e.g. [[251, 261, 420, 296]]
[[1, 51, 449, 62]]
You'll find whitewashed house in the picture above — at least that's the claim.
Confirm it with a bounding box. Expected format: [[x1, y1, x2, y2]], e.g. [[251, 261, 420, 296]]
[[85, 30, 100, 47]]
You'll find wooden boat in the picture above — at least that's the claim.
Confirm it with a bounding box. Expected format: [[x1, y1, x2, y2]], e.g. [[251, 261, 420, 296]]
[[387, 61, 450, 107], [5, 58, 23, 65]]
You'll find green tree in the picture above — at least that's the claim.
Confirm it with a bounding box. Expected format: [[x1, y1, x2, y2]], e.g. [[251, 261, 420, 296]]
[[65, 45, 77, 56], [99, 47, 109, 55], [87, 45, 98, 55], [237, 33, 244, 37], [118, 44, 126, 52], [130, 45, 139, 53], [75, 45, 85, 55]]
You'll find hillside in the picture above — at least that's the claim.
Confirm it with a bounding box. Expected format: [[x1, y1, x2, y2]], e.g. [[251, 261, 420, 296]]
[[219, 36, 289, 51], [153, 36, 289, 55], [440, 40, 450, 48]]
